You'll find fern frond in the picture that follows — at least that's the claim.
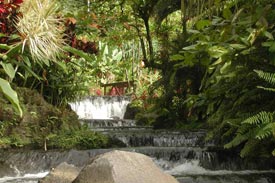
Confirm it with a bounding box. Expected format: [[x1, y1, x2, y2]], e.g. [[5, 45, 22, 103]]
[[225, 124, 262, 149], [224, 132, 249, 149], [240, 139, 260, 158], [255, 122, 275, 140], [237, 123, 252, 134], [257, 86, 275, 92], [242, 111, 273, 125], [254, 70, 275, 85]]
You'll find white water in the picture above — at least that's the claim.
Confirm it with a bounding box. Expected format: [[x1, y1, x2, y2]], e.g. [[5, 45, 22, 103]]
[[165, 160, 275, 176], [0, 172, 48, 183], [4, 96, 275, 182], [69, 96, 130, 119], [3, 159, 275, 183]]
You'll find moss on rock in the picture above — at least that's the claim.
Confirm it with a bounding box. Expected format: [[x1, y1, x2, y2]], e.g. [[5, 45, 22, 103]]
[[0, 87, 108, 150]]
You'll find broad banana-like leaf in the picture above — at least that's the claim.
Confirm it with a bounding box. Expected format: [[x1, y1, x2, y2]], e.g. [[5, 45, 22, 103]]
[[0, 78, 22, 117]]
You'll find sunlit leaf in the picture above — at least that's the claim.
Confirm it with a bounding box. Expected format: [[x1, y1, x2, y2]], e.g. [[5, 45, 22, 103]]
[[0, 78, 22, 117], [170, 54, 184, 61], [208, 46, 229, 58], [211, 57, 223, 65], [264, 31, 274, 40], [196, 20, 211, 30], [0, 44, 11, 50], [0, 62, 16, 80], [63, 46, 95, 64], [112, 50, 123, 61], [230, 44, 246, 50]]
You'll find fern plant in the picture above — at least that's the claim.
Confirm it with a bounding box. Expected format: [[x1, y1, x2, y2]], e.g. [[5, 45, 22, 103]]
[[225, 70, 275, 157]]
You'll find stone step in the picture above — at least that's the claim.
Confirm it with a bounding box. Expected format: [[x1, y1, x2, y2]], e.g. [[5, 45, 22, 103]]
[[92, 126, 153, 132], [104, 130, 214, 148], [80, 119, 137, 128]]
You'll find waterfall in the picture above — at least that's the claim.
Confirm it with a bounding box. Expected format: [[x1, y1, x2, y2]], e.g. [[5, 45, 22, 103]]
[[2, 96, 275, 182], [69, 96, 131, 119]]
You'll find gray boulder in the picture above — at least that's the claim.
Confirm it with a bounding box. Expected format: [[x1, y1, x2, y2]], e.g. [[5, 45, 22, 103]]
[[39, 162, 81, 183], [73, 150, 179, 183]]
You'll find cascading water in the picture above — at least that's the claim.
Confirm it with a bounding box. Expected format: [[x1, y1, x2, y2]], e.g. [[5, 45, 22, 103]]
[[2, 95, 275, 183], [69, 96, 131, 119], [70, 96, 275, 183]]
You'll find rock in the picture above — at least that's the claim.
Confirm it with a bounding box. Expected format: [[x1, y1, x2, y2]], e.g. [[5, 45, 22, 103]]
[[39, 162, 81, 183], [123, 104, 141, 119], [73, 150, 179, 183]]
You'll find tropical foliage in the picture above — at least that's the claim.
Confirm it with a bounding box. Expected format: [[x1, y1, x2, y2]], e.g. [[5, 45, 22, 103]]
[[1, 0, 275, 157], [115, 0, 275, 157]]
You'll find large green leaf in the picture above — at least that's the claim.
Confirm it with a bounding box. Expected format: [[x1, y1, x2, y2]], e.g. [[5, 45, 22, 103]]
[[196, 19, 211, 30], [170, 54, 185, 61], [0, 78, 22, 117], [63, 46, 96, 64], [112, 49, 123, 61], [208, 46, 229, 58], [0, 62, 16, 80]]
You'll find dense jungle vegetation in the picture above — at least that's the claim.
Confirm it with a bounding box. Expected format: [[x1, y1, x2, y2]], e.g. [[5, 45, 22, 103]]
[[1, 0, 275, 158]]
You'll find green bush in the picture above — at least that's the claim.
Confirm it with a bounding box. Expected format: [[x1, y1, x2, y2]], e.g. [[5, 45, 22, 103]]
[[0, 135, 29, 148], [47, 126, 109, 150]]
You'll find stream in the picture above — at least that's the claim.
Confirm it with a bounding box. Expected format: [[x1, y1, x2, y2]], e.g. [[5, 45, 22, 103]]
[[1, 96, 275, 183]]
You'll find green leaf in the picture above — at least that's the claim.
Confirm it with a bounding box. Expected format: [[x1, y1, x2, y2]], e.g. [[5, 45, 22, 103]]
[[0, 78, 22, 117], [262, 41, 273, 47], [55, 61, 68, 74], [257, 86, 275, 92], [6, 44, 22, 58], [63, 46, 95, 64], [230, 44, 246, 50], [9, 34, 21, 41], [112, 50, 123, 61], [182, 44, 198, 51], [269, 42, 275, 53], [170, 54, 185, 61], [43, 59, 50, 66], [18, 62, 42, 81], [196, 20, 211, 30], [0, 62, 16, 80], [208, 46, 229, 58], [211, 57, 223, 66], [220, 61, 231, 74], [264, 31, 274, 40], [223, 8, 232, 20], [247, 29, 258, 45], [0, 44, 11, 50]]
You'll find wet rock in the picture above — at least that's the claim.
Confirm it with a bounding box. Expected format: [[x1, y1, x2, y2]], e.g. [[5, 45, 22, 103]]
[[0, 162, 18, 177], [39, 162, 81, 183], [123, 104, 141, 119], [73, 150, 179, 183]]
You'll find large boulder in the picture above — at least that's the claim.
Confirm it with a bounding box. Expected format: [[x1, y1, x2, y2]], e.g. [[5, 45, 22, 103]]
[[39, 162, 81, 183], [73, 150, 179, 183]]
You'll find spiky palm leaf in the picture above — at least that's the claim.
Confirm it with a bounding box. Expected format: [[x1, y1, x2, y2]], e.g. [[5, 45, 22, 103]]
[[16, 0, 65, 65]]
